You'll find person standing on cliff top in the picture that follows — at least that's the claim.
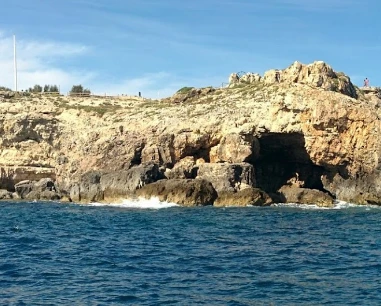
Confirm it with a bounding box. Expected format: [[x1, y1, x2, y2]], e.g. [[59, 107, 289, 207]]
[[364, 78, 369, 87], [275, 71, 281, 83]]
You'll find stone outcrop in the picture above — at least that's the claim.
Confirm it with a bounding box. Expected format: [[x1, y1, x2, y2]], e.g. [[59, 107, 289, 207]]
[[100, 163, 162, 202], [322, 172, 381, 205], [229, 73, 239, 85], [165, 156, 196, 179], [15, 178, 61, 200], [210, 133, 260, 163], [278, 186, 334, 208], [69, 163, 162, 203], [0, 166, 56, 191], [0, 189, 14, 200], [0, 60, 380, 207], [279, 61, 357, 98], [196, 163, 255, 193], [229, 73, 262, 86], [230, 61, 357, 98], [69, 171, 103, 203], [135, 179, 217, 206], [214, 188, 271, 207]]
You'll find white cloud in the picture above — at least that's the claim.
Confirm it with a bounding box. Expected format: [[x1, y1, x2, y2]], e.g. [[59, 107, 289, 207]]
[[0, 32, 223, 98], [0, 34, 91, 91]]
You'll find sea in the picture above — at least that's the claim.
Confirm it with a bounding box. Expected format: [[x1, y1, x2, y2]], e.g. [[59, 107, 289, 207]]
[[0, 199, 380, 305]]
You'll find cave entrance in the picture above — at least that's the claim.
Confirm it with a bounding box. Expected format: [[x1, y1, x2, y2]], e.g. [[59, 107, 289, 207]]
[[254, 133, 325, 193]]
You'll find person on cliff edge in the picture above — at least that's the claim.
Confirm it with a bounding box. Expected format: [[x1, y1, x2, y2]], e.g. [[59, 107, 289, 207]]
[[275, 71, 281, 83], [364, 78, 369, 87]]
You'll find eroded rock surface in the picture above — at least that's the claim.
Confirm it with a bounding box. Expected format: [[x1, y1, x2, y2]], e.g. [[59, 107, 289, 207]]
[[278, 186, 334, 208], [214, 188, 271, 207], [135, 179, 217, 206], [0, 61, 380, 206]]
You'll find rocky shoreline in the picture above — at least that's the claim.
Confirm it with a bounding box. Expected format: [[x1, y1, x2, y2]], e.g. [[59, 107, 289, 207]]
[[1, 61, 381, 208]]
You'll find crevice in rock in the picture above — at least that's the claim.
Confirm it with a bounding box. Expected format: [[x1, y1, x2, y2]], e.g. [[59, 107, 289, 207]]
[[194, 148, 211, 163], [130, 143, 145, 167]]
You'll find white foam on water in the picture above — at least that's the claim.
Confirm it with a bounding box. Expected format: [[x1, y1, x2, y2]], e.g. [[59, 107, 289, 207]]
[[83, 197, 179, 210], [271, 200, 381, 210]]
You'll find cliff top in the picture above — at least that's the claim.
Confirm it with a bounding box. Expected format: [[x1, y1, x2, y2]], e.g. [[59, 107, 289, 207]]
[[1, 60, 381, 205]]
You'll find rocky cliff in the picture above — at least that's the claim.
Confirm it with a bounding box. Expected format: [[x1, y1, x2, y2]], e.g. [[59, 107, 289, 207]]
[[1, 61, 381, 207]]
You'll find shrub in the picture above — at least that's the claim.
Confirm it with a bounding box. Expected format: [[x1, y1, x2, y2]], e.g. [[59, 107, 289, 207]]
[[176, 87, 194, 94], [70, 84, 91, 94], [44, 85, 59, 92], [28, 85, 42, 93]]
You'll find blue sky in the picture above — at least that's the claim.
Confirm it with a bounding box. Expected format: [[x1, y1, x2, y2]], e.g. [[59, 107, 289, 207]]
[[0, 0, 379, 97]]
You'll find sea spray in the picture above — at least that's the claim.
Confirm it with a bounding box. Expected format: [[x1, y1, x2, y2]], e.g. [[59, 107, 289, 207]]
[[271, 200, 380, 210], [85, 197, 179, 209]]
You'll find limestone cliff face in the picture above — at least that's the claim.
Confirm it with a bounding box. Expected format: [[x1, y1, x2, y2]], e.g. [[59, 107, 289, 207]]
[[1, 61, 381, 205]]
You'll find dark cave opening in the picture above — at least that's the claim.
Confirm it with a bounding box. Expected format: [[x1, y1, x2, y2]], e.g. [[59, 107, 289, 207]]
[[194, 148, 211, 163], [254, 133, 326, 194]]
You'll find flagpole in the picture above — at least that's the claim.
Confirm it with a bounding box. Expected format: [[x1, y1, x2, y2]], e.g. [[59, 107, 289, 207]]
[[13, 35, 18, 92]]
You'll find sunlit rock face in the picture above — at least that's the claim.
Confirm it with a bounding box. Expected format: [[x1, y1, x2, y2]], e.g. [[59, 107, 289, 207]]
[[1, 61, 381, 205]]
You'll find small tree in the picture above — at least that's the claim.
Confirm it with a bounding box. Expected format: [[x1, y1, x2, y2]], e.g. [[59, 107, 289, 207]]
[[70, 84, 90, 94], [0, 86, 12, 91], [70, 85, 84, 93], [32, 85, 42, 93], [50, 85, 59, 92], [43, 84, 59, 92]]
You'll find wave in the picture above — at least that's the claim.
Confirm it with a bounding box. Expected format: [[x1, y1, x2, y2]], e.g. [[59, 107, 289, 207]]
[[79, 198, 380, 210], [83, 197, 179, 210], [271, 200, 380, 210]]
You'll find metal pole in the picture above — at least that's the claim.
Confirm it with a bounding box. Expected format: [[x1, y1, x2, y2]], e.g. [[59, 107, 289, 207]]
[[13, 35, 18, 92]]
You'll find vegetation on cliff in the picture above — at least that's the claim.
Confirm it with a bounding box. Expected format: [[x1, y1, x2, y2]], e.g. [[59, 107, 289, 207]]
[[1, 60, 381, 206]]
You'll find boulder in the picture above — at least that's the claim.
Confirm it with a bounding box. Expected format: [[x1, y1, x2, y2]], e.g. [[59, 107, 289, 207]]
[[15, 180, 34, 198], [214, 187, 272, 207], [263, 69, 281, 84], [15, 178, 61, 200], [210, 133, 260, 163], [196, 162, 255, 192], [0, 189, 13, 200], [239, 72, 262, 83], [33, 178, 57, 192], [249, 73, 262, 83], [229, 73, 239, 85], [70, 171, 103, 203], [100, 163, 162, 201], [322, 172, 381, 205], [141, 134, 175, 167], [25, 190, 61, 201], [263, 61, 357, 98], [135, 179, 217, 206], [166, 156, 197, 179], [278, 186, 334, 207]]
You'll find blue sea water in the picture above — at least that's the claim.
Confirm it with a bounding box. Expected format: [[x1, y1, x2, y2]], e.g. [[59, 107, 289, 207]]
[[0, 200, 380, 305]]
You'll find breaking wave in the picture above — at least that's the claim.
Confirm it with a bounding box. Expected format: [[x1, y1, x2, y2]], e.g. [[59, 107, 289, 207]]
[[84, 197, 179, 209], [271, 200, 380, 210]]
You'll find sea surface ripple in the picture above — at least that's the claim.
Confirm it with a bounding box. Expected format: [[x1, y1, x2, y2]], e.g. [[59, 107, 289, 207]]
[[0, 200, 380, 305]]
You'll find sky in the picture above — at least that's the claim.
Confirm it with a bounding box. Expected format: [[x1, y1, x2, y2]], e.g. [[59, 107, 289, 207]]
[[0, 0, 380, 97]]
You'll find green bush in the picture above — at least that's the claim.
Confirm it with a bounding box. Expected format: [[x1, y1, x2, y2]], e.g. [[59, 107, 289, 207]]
[[44, 84, 59, 92], [176, 87, 194, 94], [70, 84, 91, 94], [28, 85, 43, 93]]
